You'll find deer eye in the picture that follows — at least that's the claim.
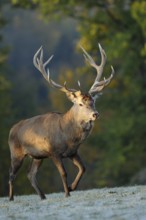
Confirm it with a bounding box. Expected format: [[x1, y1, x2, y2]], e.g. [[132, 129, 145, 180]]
[[79, 103, 83, 107]]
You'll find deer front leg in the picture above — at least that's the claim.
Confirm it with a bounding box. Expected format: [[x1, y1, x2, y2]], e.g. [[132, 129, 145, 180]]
[[52, 156, 70, 197], [69, 154, 86, 192]]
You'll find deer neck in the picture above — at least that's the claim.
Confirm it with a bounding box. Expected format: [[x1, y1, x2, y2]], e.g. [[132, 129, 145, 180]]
[[63, 105, 80, 125], [63, 105, 94, 133], [62, 107, 77, 127]]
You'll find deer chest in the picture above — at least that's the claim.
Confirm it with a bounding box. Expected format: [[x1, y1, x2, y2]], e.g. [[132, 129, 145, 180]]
[[61, 121, 93, 157]]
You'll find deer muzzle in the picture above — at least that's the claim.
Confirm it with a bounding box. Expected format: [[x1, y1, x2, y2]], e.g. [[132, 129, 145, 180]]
[[92, 112, 99, 120]]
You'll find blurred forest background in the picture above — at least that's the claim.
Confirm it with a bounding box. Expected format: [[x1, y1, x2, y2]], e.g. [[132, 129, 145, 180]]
[[0, 0, 146, 197]]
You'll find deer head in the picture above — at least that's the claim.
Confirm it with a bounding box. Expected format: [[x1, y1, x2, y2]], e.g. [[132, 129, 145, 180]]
[[33, 44, 114, 122]]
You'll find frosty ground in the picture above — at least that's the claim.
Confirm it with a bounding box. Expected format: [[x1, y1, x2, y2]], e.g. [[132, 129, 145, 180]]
[[0, 186, 146, 220]]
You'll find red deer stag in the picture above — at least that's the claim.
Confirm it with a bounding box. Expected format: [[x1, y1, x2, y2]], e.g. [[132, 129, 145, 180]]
[[8, 44, 114, 200]]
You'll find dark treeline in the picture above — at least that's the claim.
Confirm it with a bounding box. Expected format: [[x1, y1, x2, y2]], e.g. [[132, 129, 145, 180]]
[[0, 0, 146, 196]]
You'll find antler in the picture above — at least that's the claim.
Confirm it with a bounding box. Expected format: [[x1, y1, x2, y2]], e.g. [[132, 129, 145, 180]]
[[80, 44, 114, 96], [33, 46, 76, 93]]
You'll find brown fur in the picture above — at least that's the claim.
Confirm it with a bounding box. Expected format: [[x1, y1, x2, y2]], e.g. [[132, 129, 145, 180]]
[[8, 102, 97, 200], [9, 44, 114, 201]]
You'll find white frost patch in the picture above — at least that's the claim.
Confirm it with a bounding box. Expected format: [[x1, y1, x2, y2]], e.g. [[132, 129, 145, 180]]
[[0, 186, 146, 219]]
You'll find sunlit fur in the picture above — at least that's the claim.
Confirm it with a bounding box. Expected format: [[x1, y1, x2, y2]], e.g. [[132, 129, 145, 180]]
[[9, 93, 98, 200], [9, 45, 114, 201]]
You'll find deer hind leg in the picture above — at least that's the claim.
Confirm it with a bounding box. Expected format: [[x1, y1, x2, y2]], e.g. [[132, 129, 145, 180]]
[[52, 156, 70, 197], [27, 158, 46, 200], [69, 154, 86, 192], [9, 156, 24, 201]]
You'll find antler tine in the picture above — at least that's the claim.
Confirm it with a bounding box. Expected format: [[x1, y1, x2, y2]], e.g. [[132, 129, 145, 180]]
[[97, 43, 107, 81], [77, 80, 81, 88], [80, 44, 114, 96], [102, 65, 114, 86], [47, 69, 76, 92], [89, 65, 115, 94], [33, 46, 42, 69], [80, 44, 107, 82], [47, 68, 67, 90], [34, 47, 77, 93], [80, 45, 97, 69], [33, 46, 53, 82]]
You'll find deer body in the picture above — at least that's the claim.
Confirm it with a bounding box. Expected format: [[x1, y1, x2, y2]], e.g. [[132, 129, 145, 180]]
[[9, 109, 94, 160], [9, 44, 114, 201]]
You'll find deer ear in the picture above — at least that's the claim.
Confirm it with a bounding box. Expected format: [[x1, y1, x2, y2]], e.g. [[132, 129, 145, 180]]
[[74, 91, 81, 96], [66, 91, 82, 103], [66, 92, 77, 103]]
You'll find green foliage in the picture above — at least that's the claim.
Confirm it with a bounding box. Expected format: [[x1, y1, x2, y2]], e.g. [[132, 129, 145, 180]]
[[131, 1, 146, 58]]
